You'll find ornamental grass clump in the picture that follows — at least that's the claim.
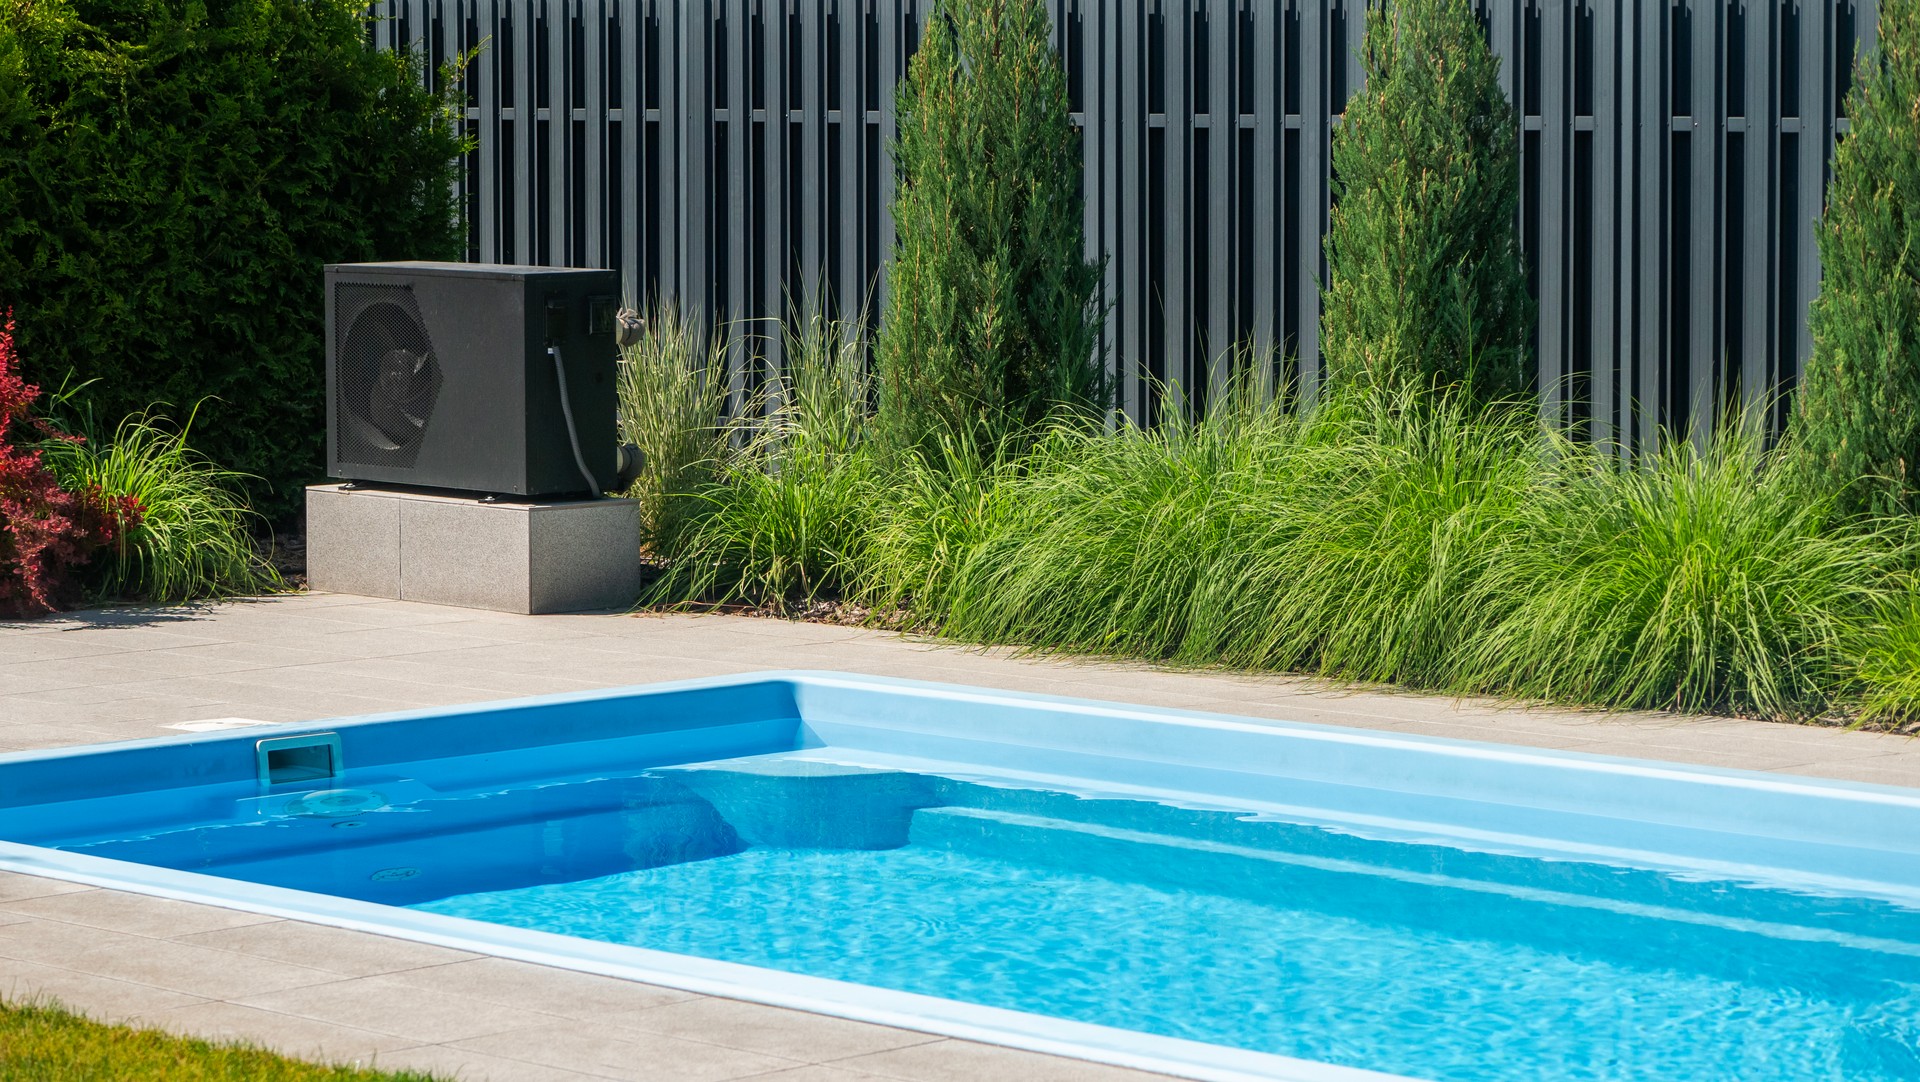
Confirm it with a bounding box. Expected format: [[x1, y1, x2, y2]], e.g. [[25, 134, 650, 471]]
[[1782, 0, 1920, 518], [646, 313, 877, 610], [1321, 0, 1532, 400], [616, 304, 739, 549], [1851, 583, 1920, 727], [38, 407, 279, 604], [892, 386, 1539, 687], [1449, 417, 1910, 718], [874, 0, 1105, 457]]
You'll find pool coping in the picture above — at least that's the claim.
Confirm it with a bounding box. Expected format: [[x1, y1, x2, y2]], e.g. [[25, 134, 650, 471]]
[[5, 667, 1920, 1082]]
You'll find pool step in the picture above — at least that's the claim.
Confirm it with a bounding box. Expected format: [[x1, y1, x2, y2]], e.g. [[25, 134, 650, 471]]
[[656, 760, 942, 849], [62, 778, 745, 906], [933, 781, 1920, 947], [910, 805, 1920, 994]]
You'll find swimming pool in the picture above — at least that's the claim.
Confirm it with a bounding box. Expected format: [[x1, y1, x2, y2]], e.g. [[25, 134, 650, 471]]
[[1, 671, 1917, 1081]]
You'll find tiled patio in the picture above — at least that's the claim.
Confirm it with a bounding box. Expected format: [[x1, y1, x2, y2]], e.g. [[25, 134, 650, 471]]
[[2, 592, 1917, 1081]]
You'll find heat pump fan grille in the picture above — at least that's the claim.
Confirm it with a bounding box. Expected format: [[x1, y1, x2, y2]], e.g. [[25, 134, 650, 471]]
[[335, 283, 443, 468]]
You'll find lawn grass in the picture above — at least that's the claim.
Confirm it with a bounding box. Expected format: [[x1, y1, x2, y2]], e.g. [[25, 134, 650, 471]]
[[0, 999, 443, 1081]]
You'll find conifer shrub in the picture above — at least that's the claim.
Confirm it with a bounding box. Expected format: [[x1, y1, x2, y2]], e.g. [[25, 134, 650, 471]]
[[1783, 0, 1920, 518], [0, 0, 468, 522], [874, 0, 1104, 458], [1321, 0, 1531, 400]]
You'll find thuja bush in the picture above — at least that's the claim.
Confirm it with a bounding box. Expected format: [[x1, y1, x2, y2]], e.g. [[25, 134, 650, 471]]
[[0, 0, 467, 522], [0, 311, 139, 617], [874, 0, 1105, 458], [1321, 0, 1532, 400], [1783, 0, 1920, 518]]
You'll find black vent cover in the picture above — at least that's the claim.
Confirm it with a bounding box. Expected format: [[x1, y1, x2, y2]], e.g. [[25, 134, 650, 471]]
[[334, 284, 443, 467]]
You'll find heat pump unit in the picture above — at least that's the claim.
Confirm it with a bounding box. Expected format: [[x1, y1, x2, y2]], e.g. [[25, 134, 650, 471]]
[[325, 261, 621, 498]]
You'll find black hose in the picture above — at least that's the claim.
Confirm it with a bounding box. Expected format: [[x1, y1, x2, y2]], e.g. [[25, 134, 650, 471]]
[[547, 344, 600, 496]]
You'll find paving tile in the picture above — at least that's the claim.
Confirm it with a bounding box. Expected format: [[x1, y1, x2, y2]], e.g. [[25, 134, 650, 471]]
[[0, 919, 344, 1000], [454, 1021, 800, 1081], [834, 1040, 1171, 1082], [0, 872, 93, 904], [3, 886, 279, 939], [386, 957, 694, 1018], [0, 635, 125, 664], [614, 997, 937, 1061], [740, 1067, 888, 1081], [129, 1000, 421, 1064], [368, 1043, 614, 1082], [0, 957, 208, 1021], [175, 920, 481, 977], [239, 972, 567, 1044], [0, 661, 126, 694], [1784, 755, 1920, 790]]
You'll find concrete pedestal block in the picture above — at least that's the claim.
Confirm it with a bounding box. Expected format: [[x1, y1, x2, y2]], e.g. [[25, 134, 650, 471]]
[[306, 485, 641, 614]]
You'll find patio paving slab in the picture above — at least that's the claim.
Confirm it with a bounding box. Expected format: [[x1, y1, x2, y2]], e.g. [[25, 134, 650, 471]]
[[0, 591, 1917, 1081]]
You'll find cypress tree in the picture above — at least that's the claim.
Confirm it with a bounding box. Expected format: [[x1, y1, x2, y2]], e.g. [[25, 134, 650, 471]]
[[874, 0, 1104, 457], [1321, 0, 1531, 401], [1784, 0, 1920, 518]]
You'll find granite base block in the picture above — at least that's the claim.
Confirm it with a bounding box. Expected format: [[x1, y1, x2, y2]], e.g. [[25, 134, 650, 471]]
[[306, 485, 641, 614]]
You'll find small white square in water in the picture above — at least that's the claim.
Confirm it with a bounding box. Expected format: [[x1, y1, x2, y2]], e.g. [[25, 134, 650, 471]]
[[163, 718, 270, 732]]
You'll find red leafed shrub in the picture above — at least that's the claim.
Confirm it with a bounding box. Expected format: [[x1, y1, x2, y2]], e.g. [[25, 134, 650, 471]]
[[0, 310, 141, 617]]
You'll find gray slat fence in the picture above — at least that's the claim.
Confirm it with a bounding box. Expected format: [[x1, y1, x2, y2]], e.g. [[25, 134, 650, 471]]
[[371, 0, 1876, 451]]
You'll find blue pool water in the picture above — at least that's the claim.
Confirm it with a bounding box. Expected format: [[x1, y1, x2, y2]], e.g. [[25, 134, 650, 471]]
[[22, 748, 1920, 1081]]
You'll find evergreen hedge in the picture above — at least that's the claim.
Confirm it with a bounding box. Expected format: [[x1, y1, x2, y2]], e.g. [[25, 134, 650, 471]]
[[874, 0, 1104, 457], [1784, 0, 1920, 518], [0, 0, 467, 522], [1321, 0, 1531, 401]]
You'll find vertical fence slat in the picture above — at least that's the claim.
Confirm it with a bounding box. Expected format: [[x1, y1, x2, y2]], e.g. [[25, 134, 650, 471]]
[[1686, 0, 1718, 441], [619, 0, 640, 298], [546, 0, 569, 266], [836, 0, 862, 315], [1591, 0, 1618, 448], [878, 0, 901, 325], [799, 0, 822, 314], [1634, 0, 1663, 448], [1608, 1, 1634, 454], [1205, 0, 1233, 395], [476, 0, 499, 264], [511, 0, 534, 263], [726, 0, 750, 411], [1250, 0, 1277, 369], [1098, 2, 1123, 420], [585, 0, 606, 269], [763, 0, 789, 381], [683, 1, 711, 317], [1296, 0, 1324, 399], [1793, 0, 1826, 382], [1164, 0, 1191, 395], [1739, 0, 1773, 417], [1540, 0, 1569, 423], [1119, 0, 1144, 420]]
